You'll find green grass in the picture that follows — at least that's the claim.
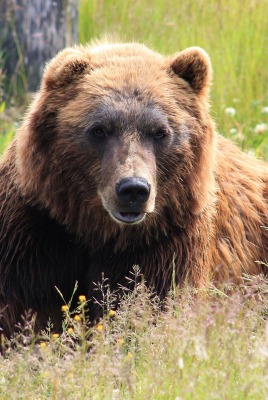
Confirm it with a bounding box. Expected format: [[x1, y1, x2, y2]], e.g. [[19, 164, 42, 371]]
[[0, 102, 17, 154], [0, 274, 267, 399], [0, 101, 17, 155]]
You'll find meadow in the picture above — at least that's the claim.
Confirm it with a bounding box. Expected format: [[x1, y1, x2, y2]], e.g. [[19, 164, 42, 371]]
[[0, 274, 268, 399], [0, 0, 268, 398]]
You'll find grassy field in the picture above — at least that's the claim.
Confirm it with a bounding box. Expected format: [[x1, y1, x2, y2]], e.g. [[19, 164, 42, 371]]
[[0, 1, 268, 399], [0, 274, 268, 399]]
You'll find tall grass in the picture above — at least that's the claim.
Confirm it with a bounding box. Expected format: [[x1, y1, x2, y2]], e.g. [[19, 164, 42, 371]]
[[0, 275, 267, 399], [0, 51, 16, 154], [79, 0, 268, 159]]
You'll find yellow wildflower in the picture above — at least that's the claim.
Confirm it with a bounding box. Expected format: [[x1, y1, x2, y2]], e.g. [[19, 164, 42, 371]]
[[108, 310, 116, 317], [78, 295, 86, 303], [67, 327, 74, 334], [52, 333, 59, 339], [40, 342, 47, 348], [117, 338, 124, 345], [61, 305, 68, 312], [127, 352, 133, 359], [96, 324, 103, 331], [74, 315, 81, 322]]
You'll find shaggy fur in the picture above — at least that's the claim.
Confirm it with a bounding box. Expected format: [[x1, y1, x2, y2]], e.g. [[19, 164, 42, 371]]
[[0, 41, 267, 336]]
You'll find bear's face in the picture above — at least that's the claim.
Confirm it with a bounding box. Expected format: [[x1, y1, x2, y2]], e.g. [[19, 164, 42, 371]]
[[16, 43, 215, 236], [57, 82, 176, 225], [79, 98, 161, 225]]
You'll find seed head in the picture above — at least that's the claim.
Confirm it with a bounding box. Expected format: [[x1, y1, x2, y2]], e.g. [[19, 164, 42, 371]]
[[225, 107, 236, 117]]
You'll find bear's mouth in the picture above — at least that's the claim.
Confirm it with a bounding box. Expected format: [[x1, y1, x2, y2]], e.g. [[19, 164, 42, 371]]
[[110, 211, 146, 224]]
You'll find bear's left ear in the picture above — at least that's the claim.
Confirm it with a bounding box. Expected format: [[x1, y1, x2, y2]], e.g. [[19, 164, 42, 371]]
[[42, 47, 91, 90], [170, 47, 212, 96]]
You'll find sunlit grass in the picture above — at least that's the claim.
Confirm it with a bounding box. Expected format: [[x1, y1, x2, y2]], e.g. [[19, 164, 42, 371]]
[[0, 123, 15, 154], [0, 103, 16, 154], [0, 272, 267, 399]]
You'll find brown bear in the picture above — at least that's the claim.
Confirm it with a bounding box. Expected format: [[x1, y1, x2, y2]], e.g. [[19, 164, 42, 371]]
[[0, 40, 267, 336]]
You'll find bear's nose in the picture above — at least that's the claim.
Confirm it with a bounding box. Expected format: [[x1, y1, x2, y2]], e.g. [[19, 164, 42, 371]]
[[116, 177, 150, 205]]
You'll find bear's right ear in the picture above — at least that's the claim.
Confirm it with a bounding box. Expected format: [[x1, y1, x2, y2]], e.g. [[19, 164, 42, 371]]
[[170, 47, 212, 96], [42, 47, 91, 90]]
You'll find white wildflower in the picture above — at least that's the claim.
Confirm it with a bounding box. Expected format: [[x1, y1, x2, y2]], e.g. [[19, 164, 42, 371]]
[[254, 123, 268, 134], [261, 106, 268, 114], [225, 107, 236, 117], [178, 357, 184, 370], [229, 128, 238, 135]]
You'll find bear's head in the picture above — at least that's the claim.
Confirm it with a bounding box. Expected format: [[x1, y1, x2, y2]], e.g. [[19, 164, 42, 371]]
[[15, 41, 216, 242]]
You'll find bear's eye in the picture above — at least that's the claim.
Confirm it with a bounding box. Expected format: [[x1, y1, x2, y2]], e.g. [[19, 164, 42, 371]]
[[153, 128, 168, 140], [90, 125, 107, 138]]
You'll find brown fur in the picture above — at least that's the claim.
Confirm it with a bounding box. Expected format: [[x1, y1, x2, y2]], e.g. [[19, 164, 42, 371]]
[[0, 40, 267, 336]]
